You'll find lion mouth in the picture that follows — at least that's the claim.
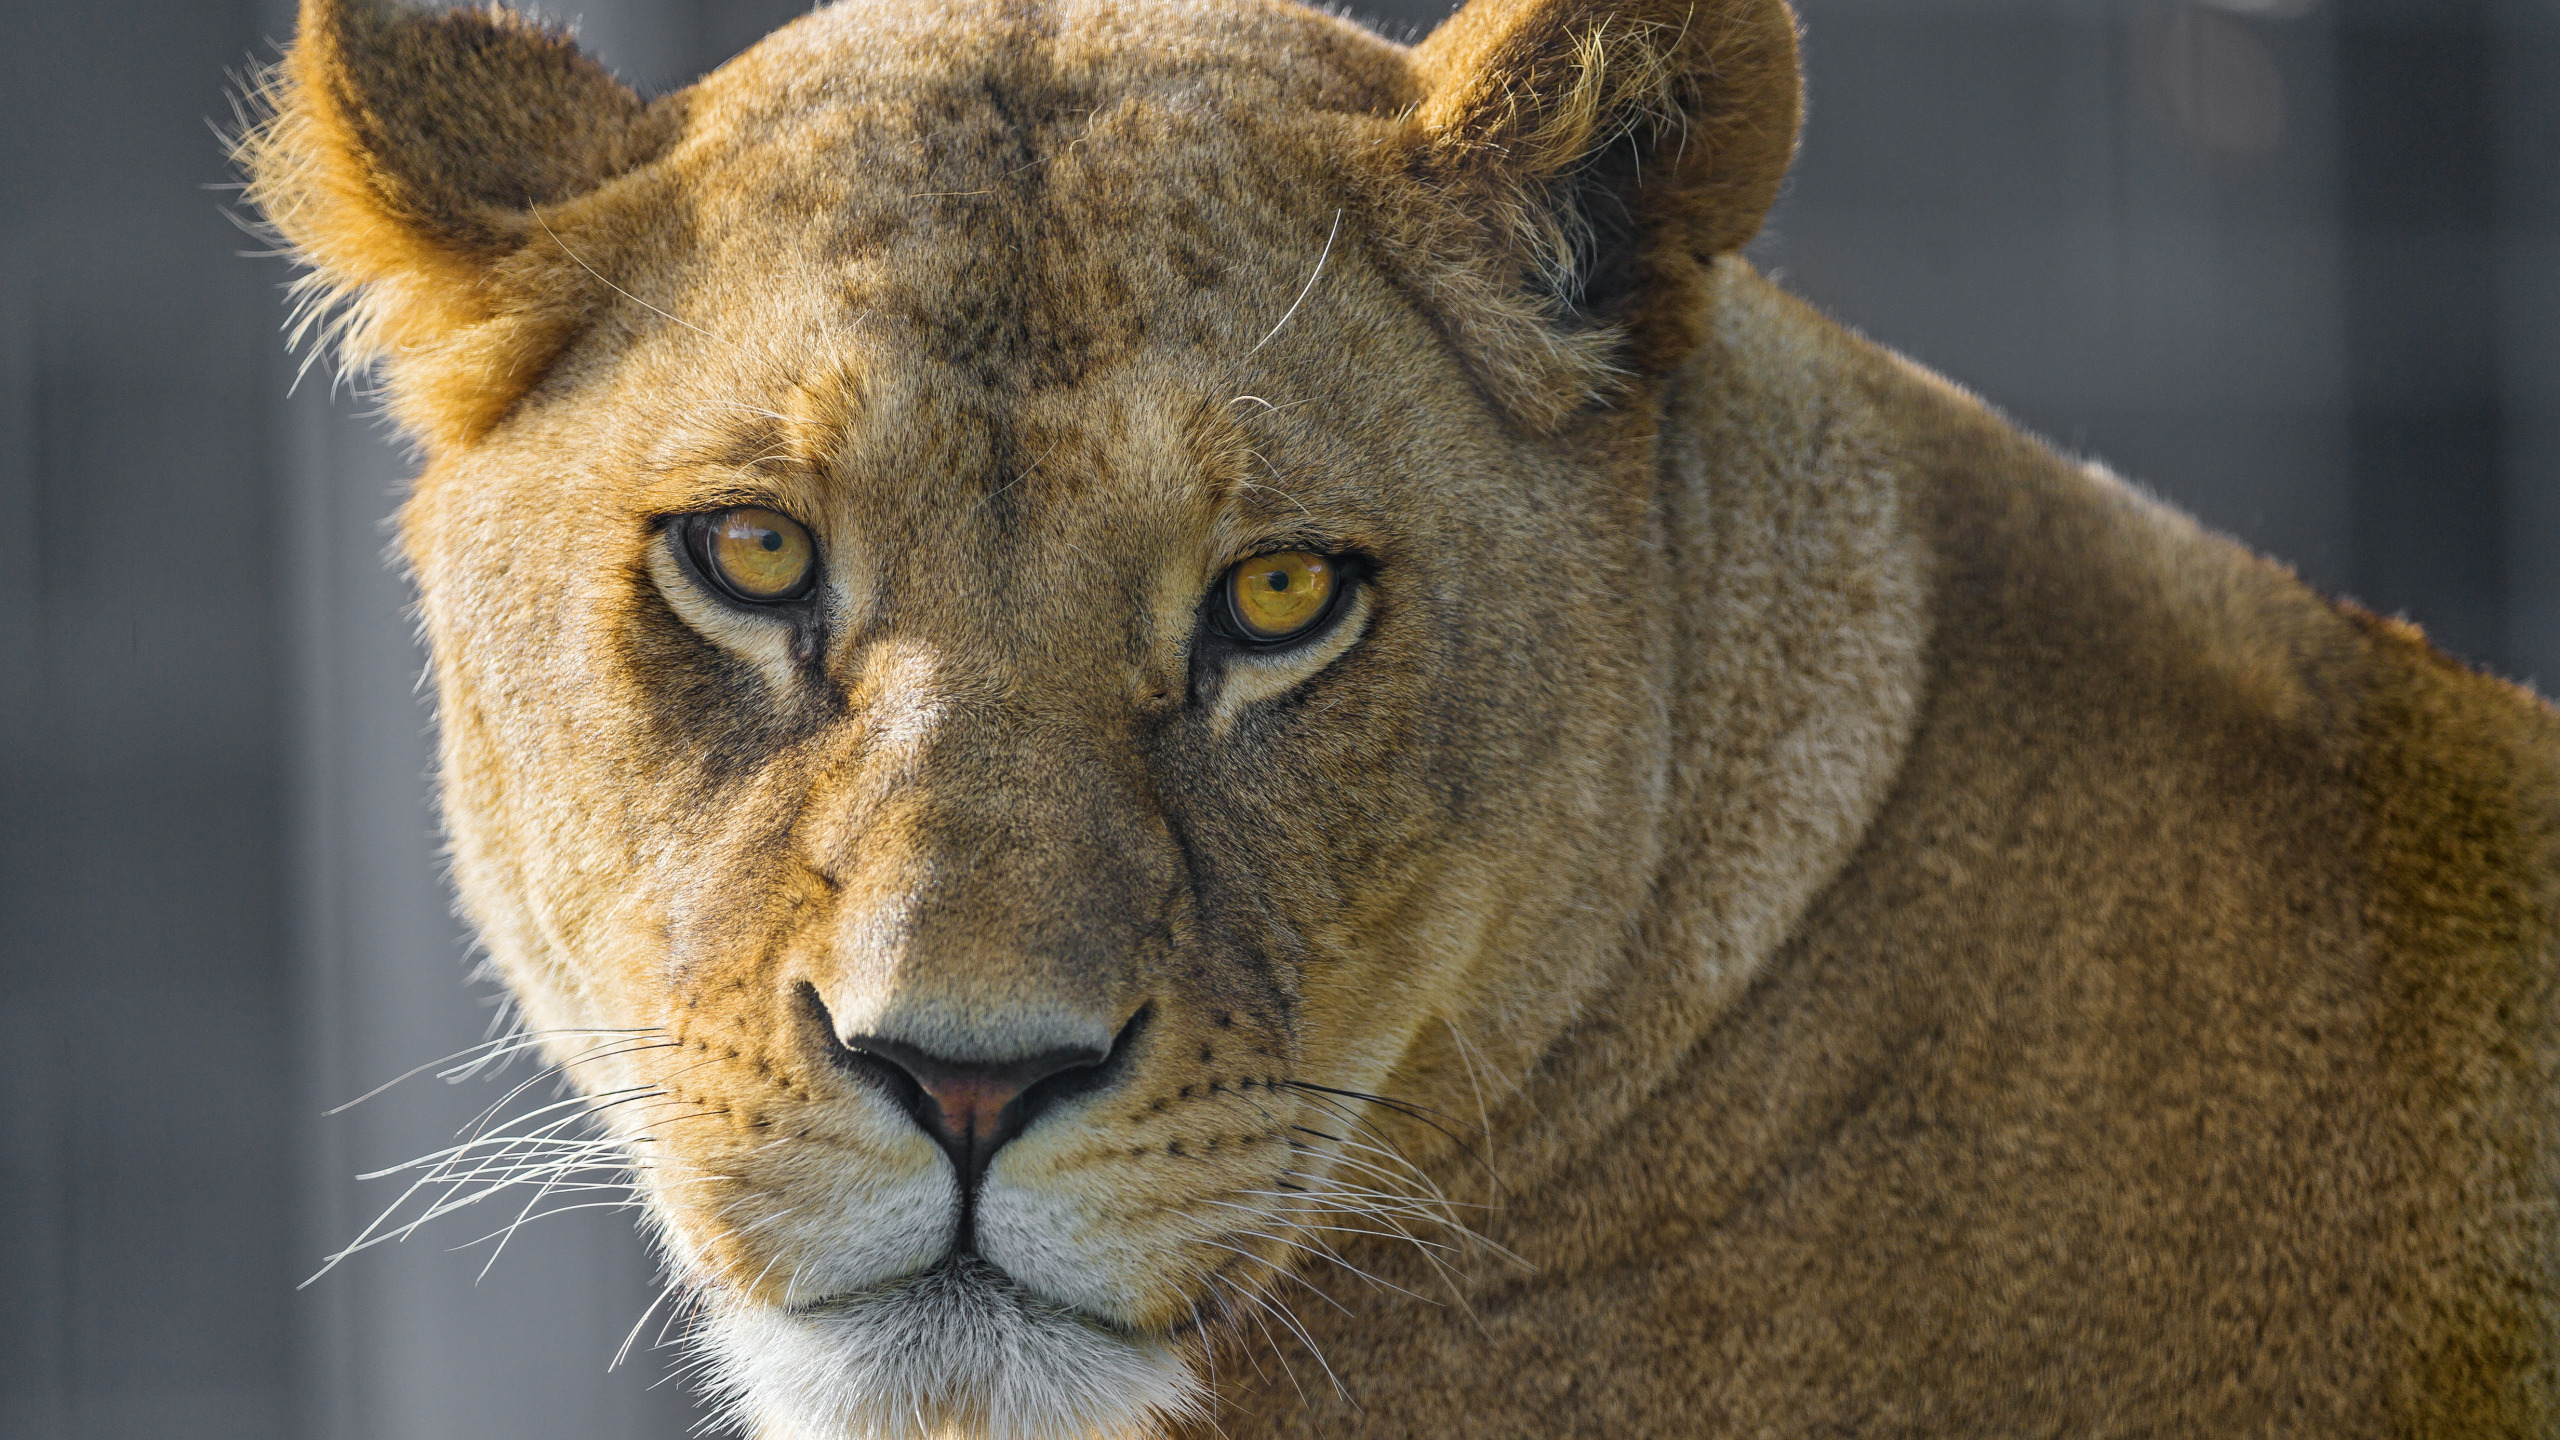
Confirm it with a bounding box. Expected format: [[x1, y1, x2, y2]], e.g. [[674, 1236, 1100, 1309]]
[[789, 1252, 1132, 1334]]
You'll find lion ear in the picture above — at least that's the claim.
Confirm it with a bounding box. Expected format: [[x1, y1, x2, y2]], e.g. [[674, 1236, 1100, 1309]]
[[239, 0, 684, 449], [1396, 0, 1801, 428]]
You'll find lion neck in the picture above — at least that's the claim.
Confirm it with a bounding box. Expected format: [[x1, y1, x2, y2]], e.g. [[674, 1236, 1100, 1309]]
[[1435, 260, 1933, 1249]]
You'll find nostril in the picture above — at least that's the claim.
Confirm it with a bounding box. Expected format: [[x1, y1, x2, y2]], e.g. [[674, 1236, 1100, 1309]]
[[800, 989, 1149, 1187], [839, 1033, 1107, 1160]]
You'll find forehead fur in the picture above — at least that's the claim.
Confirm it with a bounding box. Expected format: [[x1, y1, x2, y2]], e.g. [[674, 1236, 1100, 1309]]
[[480, 0, 1452, 556], [639, 0, 1412, 380]]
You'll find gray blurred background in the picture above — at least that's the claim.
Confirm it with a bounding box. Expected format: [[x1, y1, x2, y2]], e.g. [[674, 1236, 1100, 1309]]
[[1, 0, 2553, 1435]]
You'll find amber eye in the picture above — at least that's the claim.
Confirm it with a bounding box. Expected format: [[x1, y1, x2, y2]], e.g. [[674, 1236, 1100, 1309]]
[[691, 506, 816, 603], [1221, 550, 1337, 643]]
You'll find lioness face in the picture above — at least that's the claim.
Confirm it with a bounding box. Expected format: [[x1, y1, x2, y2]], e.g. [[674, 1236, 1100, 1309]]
[[248, 0, 1805, 1430], [385, 5, 1675, 1434]]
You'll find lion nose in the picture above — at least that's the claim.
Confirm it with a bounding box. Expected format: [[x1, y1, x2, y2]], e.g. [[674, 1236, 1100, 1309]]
[[834, 1030, 1116, 1184]]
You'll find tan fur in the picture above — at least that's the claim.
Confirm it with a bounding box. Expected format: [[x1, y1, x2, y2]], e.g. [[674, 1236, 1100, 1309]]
[[241, 0, 2560, 1435]]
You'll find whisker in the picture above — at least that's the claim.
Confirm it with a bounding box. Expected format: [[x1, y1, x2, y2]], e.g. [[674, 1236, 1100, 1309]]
[[614, 1277, 683, 1373], [1220, 1220, 1439, 1308], [968, 439, 1063, 515], [1209, 1203, 1459, 1259], [1440, 1017, 1499, 1150], [1217, 1267, 1351, 1402], [532, 206, 739, 352], [1285, 1126, 1455, 1216], [1209, 1272, 1314, 1407], [327, 1027, 658, 1114], [1247, 208, 1344, 356], [1280, 1079, 1484, 1168], [1192, 1237, 1359, 1318]]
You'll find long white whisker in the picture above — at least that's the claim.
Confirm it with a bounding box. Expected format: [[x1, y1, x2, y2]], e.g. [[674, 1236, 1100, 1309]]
[[1193, 1238, 1359, 1319], [1219, 1266, 1351, 1401], [1248, 209, 1344, 356], [328, 1028, 657, 1114], [1211, 1272, 1314, 1407], [615, 1277, 684, 1373]]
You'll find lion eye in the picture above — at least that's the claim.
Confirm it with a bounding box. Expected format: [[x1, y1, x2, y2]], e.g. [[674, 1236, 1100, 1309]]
[[1221, 551, 1336, 643], [691, 506, 816, 603]]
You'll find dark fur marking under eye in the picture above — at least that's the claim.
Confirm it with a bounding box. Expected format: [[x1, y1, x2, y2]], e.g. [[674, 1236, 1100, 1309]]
[[615, 577, 840, 791]]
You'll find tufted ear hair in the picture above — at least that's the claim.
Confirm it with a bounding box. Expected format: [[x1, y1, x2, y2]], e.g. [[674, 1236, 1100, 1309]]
[[237, 0, 685, 449], [1389, 0, 1801, 430]]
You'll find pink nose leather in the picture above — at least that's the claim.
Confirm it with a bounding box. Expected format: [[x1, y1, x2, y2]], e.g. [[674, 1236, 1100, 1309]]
[[920, 1073, 1026, 1148], [829, 1025, 1117, 1184]]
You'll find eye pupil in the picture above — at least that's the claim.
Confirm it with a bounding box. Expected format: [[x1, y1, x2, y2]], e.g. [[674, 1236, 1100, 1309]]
[[761, 532, 782, 552], [1265, 571, 1289, 592]]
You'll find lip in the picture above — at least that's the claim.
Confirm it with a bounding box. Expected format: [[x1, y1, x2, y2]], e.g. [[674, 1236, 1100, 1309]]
[[790, 1252, 1143, 1337]]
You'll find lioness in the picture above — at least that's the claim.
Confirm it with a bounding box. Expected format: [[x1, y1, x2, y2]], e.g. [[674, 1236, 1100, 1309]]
[[242, 0, 2560, 1434]]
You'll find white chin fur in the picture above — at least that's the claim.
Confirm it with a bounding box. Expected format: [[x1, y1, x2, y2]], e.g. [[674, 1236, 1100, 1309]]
[[700, 1257, 1202, 1440]]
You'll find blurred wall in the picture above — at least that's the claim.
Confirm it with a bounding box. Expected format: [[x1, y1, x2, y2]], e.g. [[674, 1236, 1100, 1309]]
[[0, 1, 2549, 1437], [1758, 0, 2560, 682], [3, 0, 296, 1431]]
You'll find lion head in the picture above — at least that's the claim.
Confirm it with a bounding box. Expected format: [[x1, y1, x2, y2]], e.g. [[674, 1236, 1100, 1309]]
[[242, 0, 1805, 1434]]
